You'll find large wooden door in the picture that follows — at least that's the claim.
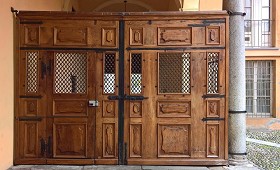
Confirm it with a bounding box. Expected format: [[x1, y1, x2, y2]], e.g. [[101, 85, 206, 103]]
[[123, 18, 228, 165], [15, 18, 120, 165], [15, 11, 228, 166]]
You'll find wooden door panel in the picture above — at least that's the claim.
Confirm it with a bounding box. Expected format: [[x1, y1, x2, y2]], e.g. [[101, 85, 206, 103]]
[[46, 51, 95, 162], [53, 99, 88, 116], [95, 52, 119, 164], [15, 50, 47, 164], [129, 124, 142, 158], [18, 121, 43, 158], [157, 124, 191, 158], [53, 120, 88, 158]]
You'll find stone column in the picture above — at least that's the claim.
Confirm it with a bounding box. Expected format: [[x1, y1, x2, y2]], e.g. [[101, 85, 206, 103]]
[[223, 0, 247, 165]]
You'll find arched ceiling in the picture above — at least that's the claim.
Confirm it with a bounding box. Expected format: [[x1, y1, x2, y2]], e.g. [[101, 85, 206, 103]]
[[76, 0, 183, 12]]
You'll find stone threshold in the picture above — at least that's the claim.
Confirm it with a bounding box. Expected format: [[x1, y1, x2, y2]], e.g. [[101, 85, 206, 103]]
[[9, 165, 259, 170]]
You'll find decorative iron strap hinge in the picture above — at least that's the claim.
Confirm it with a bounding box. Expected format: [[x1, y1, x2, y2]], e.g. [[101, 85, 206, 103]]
[[40, 138, 46, 156], [124, 142, 128, 165], [202, 117, 225, 122], [18, 116, 42, 121], [202, 94, 225, 99], [46, 136, 52, 157], [108, 95, 148, 101]]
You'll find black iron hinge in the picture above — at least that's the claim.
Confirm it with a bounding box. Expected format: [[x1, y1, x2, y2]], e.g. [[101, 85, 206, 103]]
[[202, 117, 225, 122], [124, 142, 128, 165], [108, 95, 148, 101], [40, 138, 46, 156]]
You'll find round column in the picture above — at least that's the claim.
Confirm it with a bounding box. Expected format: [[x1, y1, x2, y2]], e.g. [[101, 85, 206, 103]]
[[223, 0, 247, 165]]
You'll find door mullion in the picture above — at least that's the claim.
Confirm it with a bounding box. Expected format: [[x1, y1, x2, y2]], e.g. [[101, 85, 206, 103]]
[[118, 20, 125, 165]]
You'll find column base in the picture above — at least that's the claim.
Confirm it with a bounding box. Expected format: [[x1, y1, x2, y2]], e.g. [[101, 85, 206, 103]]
[[228, 154, 248, 166]]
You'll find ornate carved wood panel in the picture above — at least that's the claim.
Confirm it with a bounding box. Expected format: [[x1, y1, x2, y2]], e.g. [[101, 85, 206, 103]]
[[53, 122, 87, 158], [130, 124, 142, 158], [53, 100, 87, 116], [54, 27, 88, 46], [158, 124, 190, 157]]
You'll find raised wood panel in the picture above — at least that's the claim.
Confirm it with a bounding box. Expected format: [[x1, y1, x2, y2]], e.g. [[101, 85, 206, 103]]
[[143, 27, 156, 46], [158, 27, 192, 46], [130, 101, 142, 118], [158, 124, 190, 157], [24, 26, 40, 45], [130, 28, 144, 46], [130, 124, 142, 158], [54, 27, 88, 46], [103, 123, 116, 158], [192, 27, 206, 46], [24, 122, 38, 157], [53, 100, 87, 116], [206, 124, 219, 157], [40, 27, 53, 45], [53, 123, 87, 158], [157, 101, 191, 118], [102, 28, 117, 47], [103, 101, 116, 118], [206, 26, 221, 45], [207, 100, 220, 117], [25, 99, 38, 116]]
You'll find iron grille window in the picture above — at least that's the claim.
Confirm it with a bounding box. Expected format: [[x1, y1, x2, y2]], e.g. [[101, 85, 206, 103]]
[[103, 53, 116, 94], [130, 53, 142, 94], [244, 0, 273, 47], [207, 52, 219, 94], [158, 53, 191, 94], [54, 52, 87, 94], [26, 51, 39, 93], [246, 60, 273, 117]]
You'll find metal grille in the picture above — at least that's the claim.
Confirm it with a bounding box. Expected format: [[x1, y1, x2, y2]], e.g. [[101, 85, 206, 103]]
[[159, 53, 191, 94], [104, 53, 116, 94], [54, 52, 87, 94], [26, 52, 39, 93], [246, 60, 273, 118], [131, 53, 142, 94], [207, 53, 219, 94]]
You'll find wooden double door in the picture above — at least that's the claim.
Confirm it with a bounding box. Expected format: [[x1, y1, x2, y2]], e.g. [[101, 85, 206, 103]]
[[15, 11, 228, 165]]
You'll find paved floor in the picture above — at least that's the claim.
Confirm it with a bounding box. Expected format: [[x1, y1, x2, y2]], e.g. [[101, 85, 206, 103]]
[[9, 165, 259, 170]]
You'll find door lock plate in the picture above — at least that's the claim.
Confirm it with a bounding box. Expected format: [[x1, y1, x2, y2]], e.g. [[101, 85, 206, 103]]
[[89, 100, 99, 107]]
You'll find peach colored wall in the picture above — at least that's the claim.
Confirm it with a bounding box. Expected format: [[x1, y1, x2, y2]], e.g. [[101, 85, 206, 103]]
[[199, 0, 222, 11], [0, 1, 64, 169], [182, 0, 199, 11]]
